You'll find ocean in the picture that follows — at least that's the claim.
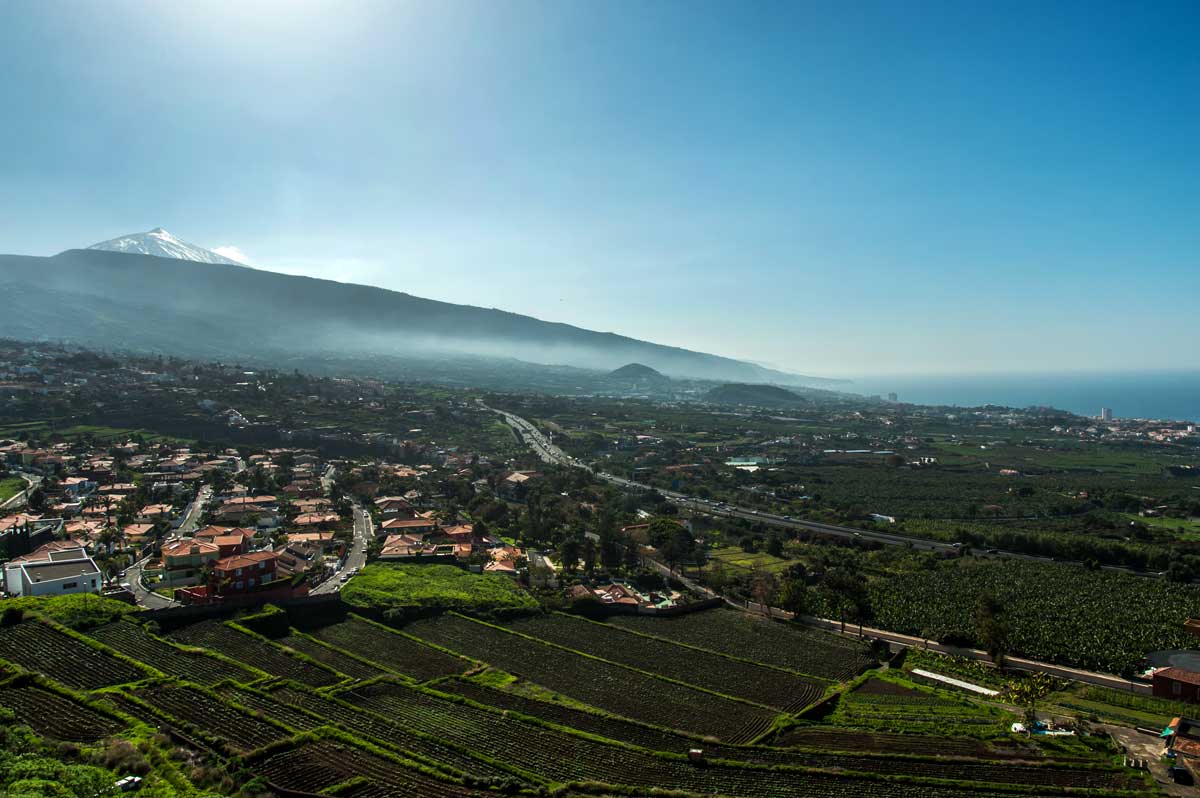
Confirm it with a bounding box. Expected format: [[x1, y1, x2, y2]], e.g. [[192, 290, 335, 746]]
[[843, 371, 1200, 423]]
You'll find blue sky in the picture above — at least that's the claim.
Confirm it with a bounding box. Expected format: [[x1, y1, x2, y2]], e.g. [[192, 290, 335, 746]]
[[1, 0, 1197, 376]]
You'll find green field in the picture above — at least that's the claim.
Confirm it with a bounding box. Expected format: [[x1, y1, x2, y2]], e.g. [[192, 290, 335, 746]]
[[705, 545, 794, 574], [0, 477, 26, 504], [340, 563, 539, 615]]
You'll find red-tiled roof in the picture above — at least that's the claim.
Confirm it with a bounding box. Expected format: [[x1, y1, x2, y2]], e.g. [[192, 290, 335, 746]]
[[1157, 668, 1200, 686], [214, 550, 276, 570]]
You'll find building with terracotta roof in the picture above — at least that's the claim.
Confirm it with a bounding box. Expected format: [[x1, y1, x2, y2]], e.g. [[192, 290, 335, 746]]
[[292, 512, 339, 527], [211, 550, 277, 593], [1162, 717, 1200, 767], [122, 523, 155, 546], [1154, 668, 1200, 703], [136, 503, 173, 522], [380, 517, 438, 534], [159, 539, 220, 587]]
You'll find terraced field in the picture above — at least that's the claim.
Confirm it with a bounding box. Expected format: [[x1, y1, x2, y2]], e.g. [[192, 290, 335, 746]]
[[165, 619, 341, 686], [303, 615, 474, 681], [0, 620, 149, 689], [404, 612, 781, 742], [0, 682, 125, 741], [0, 606, 1158, 798], [502, 612, 829, 711], [609, 608, 876, 680], [130, 683, 291, 753], [264, 684, 521, 781], [827, 676, 1009, 735], [276, 631, 387, 680], [88, 619, 256, 684], [251, 739, 512, 798]]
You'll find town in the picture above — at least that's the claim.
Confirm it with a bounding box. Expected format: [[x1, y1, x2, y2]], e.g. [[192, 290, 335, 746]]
[[2, 341, 1200, 797]]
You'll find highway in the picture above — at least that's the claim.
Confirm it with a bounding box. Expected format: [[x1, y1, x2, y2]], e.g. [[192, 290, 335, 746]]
[[484, 403, 1160, 575], [487, 403, 963, 555]]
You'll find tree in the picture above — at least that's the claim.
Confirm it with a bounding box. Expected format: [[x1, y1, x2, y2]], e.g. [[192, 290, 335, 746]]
[[750, 567, 777, 613], [659, 525, 697, 574], [820, 567, 868, 634], [595, 506, 621, 571], [777, 564, 810, 615], [975, 591, 1011, 666], [558, 537, 582, 574], [581, 537, 597, 575], [622, 539, 641, 571]]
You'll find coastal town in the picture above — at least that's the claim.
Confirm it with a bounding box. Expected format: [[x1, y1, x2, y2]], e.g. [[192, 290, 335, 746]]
[[3, 340, 1200, 796]]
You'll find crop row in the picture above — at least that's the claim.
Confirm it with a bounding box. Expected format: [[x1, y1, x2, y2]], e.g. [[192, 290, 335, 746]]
[[0, 620, 146, 689], [337, 680, 1107, 797], [251, 740, 504, 798], [452, 679, 1135, 790], [131, 683, 290, 753], [0, 683, 124, 742], [216, 685, 329, 732], [774, 727, 1039, 758], [165, 620, 339, 687], [275, 632, 386, 681], [441, 677, 703, 751], [610, 609, 876, 681], [87, 620, 255, 685], [503, 613, 827, 712], [305, 616, 472, 681], [402, 613, 779, 741], [265, 684, 518, 781], [854, 678, 931, 698]]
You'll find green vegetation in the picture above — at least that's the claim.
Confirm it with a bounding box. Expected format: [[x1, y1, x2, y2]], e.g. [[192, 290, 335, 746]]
[[1047, 684, 1196, 729], [826, 674, 1010, 737], [340, 563, 538, 616], [871, 558, 1200, 674], [0, 604, 1160, 797], [0, 594, 137, 630], [0, 476, 25, 503]]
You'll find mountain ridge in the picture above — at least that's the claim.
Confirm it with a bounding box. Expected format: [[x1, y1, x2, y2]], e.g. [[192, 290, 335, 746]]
[[1, 246, 840, 387]]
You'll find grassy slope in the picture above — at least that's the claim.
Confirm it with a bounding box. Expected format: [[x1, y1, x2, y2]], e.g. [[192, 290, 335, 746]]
[[340, 563, 537, 614]]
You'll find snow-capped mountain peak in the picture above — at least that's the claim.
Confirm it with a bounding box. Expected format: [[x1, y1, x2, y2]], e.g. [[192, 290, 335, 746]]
[[86, 228, 244, 266]]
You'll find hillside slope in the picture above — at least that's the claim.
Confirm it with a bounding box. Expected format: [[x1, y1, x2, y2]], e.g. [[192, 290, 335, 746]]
[[0, 248, 822, 385]]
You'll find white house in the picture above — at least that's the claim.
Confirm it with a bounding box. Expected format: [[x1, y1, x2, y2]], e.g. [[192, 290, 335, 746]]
[[4, 545, 101, 597]]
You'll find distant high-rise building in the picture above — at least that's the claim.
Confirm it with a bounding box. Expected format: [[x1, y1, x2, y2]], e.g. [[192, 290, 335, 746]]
[[887, 392, 898, 402], [1101, 407, 1113, 422]]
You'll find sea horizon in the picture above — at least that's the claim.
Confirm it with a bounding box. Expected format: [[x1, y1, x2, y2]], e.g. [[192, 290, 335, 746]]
[[844, 370, 1200, 423]]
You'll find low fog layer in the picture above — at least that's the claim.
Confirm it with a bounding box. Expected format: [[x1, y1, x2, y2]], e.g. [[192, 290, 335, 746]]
[[0, 249, 833, 386]]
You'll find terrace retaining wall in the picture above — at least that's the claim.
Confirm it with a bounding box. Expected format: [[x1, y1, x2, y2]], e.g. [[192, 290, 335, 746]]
[[141, 593, 345, 630]]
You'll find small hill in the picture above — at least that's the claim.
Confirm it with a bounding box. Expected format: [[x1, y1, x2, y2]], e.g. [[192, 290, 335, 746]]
[[609, 363, 669, 381], [705, 383, 808, 407]]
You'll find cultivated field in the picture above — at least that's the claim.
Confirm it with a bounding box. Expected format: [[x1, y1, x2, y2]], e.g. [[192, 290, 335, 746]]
[[0, 603, 1158, 797]]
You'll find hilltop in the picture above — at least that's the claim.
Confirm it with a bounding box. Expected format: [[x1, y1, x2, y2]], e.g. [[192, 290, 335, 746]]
[[608, 363, 669, 381], [705, 382, 808, 407]]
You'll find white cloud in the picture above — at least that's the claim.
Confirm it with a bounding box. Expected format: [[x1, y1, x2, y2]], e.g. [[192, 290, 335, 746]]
[[212, 245, 252, 265]]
